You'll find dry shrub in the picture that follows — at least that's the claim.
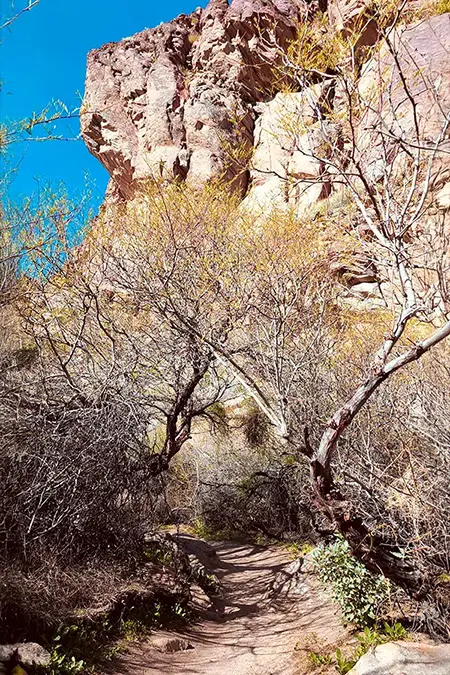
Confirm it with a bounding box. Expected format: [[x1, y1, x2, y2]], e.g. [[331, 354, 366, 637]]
[[169, 403, 317, 541], [333, 347, 450, 594], [0, 551, 188, 642], [0, 379, 168, 638]]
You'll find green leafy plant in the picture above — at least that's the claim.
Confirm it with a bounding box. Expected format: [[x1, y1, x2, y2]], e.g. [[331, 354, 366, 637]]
[[120, 618, 147, 642], [335, 648, 356, 674], [301, 542, 315, 555], [334, 622, 408, 674], [286, 542, 301, 558], [437, 572, 450, 583], [354, 625, 383, 657], [204, 572, 220, 595], [190, 517, 214, 540], [308, 650, 332, 667], [285, 542, 315, 559], [382, 621, 408, 641], [254, 533, 275, 546], [48, 647, 85, 675], [143, 545, 174, 566], [313, 537, 390, 627], [171, 601, 188, 619], [41, 595, 190, 674]]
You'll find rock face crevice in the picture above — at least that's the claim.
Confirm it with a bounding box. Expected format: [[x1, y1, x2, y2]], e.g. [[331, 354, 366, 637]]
[[81, 0, 319, 200]]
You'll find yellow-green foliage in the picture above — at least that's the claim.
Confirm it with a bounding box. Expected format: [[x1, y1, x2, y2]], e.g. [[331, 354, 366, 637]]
[[89, 180, 341, 338], [438, 572, 450, 583], [287, 13, 351, 74], [0, 124, 10, 153], [189, 517, 215, 540], [307, 650, 332, 667], [416, 0, 450, 17], [285, 542, 315, 559], [286, 0, 424, 85], [434, 0, 450, 13], [296, 624, 408, 674], [287, 4, 391, 79], [120, 618, 147, 642], [187, 31, 199, 45]]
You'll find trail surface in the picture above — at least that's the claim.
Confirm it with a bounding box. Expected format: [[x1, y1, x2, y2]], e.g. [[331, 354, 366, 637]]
[[116, 537, 347, 675]]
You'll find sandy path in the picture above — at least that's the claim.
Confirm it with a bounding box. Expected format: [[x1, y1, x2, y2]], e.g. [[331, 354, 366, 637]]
[[116, 538, 347, 675]]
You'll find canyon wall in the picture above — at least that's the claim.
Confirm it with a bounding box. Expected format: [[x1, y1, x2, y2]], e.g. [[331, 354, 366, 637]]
[[81, 0, 450, 306]]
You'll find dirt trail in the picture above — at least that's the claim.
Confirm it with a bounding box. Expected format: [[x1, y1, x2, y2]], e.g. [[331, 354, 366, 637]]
[[116, 537, 348, 675]]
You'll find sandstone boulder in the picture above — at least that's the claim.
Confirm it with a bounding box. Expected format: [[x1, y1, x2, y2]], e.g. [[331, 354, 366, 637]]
[[243, 87, 335, 215], [0, 643, 50, 669], [348, 641, 450, 674]]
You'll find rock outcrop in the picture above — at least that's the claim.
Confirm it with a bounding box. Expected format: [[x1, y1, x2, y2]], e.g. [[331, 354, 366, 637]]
[[81, 0, 320, 200], [358, 13, 450, 180], [82, 2, 450, 212], [348, 640, 450, 675], [356, 12, 450, 310], [81, 1, 450, 308], [242, 85, 333, 214], [328, 0, 379, 46]]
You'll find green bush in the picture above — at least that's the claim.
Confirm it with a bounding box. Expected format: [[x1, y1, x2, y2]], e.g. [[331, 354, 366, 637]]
[[47, 648, 85, 675], [313, 537, 390, 627]]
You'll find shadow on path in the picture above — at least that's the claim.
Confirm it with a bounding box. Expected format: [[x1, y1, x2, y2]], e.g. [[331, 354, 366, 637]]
[[113, 536, 349, 675]]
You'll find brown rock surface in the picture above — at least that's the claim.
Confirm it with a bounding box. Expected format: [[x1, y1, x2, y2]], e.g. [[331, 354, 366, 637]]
[[328, 0, 378, 46], [358, 13, 450, 175], [81, 0, 316, 200]]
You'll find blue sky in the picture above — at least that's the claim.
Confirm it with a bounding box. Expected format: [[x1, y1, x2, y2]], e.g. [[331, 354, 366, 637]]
[[0, 0, 208, 209]]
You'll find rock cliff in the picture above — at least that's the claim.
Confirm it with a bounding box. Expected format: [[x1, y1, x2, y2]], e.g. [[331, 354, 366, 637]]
[[81, 0, 323, 200], [82, 1, 449, 205], [81, 0, 450, 305]]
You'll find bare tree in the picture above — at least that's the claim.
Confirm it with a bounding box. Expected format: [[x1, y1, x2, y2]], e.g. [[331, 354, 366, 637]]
[[20, 186, 236, 477], [13, 2, 450, 629], [216, 5, 450, 611], [94, 7, 450, 617], [0, 0, 39, 32]]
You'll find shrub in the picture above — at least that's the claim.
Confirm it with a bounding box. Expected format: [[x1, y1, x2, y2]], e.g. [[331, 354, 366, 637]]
[[192, 460, 316, 541], [308, 650, 332, 667], [313, 537, 390, 627], [47, 647, 85, 675], [334, 622, 408, 673]]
